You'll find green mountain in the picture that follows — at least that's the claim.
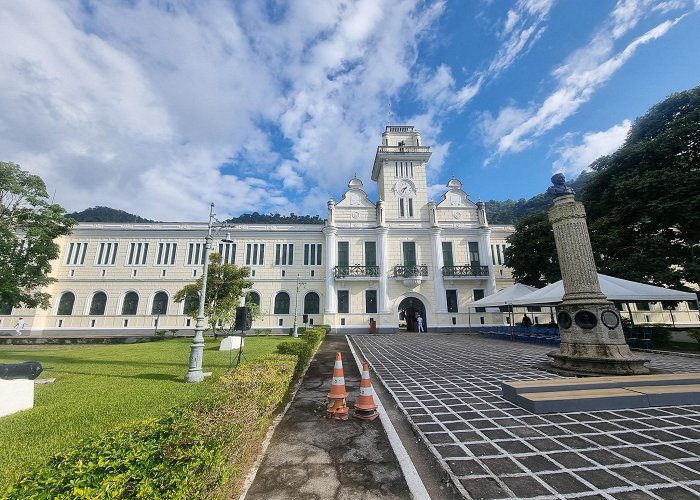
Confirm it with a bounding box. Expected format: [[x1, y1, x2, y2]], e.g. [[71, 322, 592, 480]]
[[66, 206, 156, 223]]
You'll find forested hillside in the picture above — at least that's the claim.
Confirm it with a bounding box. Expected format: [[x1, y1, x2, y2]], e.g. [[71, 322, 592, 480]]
[[66, 206, 156, 223]]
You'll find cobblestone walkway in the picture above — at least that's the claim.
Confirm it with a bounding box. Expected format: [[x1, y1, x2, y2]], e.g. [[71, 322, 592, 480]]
[[351, 333, 700, 500]]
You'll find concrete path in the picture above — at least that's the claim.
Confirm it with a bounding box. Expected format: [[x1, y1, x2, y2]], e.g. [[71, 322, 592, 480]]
[[352, 333, 700, 500], [243, 337, 412, 499]]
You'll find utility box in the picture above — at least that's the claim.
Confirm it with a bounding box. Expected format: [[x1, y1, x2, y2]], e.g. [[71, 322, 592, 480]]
[[369, 319, 377, 335]]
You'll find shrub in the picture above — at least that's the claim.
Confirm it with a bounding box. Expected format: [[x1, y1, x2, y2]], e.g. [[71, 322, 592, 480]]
[[687, 329, 700, 346], [276, 342, 313, 376], [276, 327, 326, 376], [4, 354, 296, 500]]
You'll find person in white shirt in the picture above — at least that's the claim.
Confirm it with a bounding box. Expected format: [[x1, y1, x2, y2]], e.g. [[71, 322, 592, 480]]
[[417, 315, 424, 333], [14, 318, 25, 336]]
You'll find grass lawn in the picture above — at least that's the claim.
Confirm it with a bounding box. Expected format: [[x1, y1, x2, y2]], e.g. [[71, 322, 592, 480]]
[[0, 336, 293, 491]]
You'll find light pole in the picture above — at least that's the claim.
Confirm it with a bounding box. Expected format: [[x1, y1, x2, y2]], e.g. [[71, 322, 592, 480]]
[[185, 203, 215, 382], [292, 274, 306, 337]]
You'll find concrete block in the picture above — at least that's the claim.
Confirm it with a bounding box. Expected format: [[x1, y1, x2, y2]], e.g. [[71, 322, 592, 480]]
[[628, 384, 700, 407], [511, 388, 649, 414], [0, 379, 34, 417], [219, 336, 244, 351]]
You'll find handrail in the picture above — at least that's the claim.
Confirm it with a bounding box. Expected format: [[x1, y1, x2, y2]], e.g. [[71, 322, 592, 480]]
[[442, 265, 489, 277], [334, 265, 380, 278], [394, 265, 429, 277]]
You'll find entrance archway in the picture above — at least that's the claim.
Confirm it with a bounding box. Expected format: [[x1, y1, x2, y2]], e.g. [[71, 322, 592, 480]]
[[398, 297, 426, 332]]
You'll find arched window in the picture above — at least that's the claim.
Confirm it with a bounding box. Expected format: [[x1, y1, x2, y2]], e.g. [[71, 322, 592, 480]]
[[247, 291, 261, 307], [274, 292, 290, 314], [122, 292, 139, 315], [183, 293, 199, 315], [151, 292, 168, 315], [304, 292, 320, 314], [57, 292, 75, 315], [89, 292, 107, 315]]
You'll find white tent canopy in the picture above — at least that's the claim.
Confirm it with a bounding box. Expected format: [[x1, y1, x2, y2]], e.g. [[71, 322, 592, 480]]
[[470, 283, 538, 308], [507, 274, 697, 306]]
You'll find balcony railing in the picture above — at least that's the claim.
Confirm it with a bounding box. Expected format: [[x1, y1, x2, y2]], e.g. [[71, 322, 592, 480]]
[[334, 265, 380, 278], [442, 265, 489, 277], [376, 146, 431, 154], [394, 265, 429, 278]]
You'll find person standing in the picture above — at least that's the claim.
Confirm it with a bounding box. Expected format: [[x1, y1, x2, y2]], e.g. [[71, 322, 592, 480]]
[[417, 315, 424, 333], [521, 315, 532, 328], [14, 317, 25, 336]]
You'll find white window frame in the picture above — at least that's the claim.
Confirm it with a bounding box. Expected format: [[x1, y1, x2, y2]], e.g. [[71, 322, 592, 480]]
[[126, 242, 149, 266]]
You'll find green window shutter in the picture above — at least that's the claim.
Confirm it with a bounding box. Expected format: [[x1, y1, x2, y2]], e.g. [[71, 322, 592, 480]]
[[338, 242, 349, 267]]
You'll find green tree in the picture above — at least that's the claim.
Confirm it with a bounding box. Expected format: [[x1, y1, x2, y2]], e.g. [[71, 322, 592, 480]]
[[174, 253, 253, 335], [0, 162, 75, 309], [504, 212, 560, 287], [581, 86, 700, 289]]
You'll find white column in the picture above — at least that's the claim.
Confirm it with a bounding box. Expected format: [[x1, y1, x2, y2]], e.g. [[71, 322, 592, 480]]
[[479, 228, 497, 295], [323, 226, 337, 314], [377, 227, 390, 313], [431, 227, 447, 313]]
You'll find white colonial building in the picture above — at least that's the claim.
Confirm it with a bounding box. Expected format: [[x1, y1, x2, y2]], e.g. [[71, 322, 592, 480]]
[[2, 126, 696, 335]]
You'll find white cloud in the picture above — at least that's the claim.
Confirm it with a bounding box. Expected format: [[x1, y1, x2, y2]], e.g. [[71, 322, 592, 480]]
[[480, 0, 690, 161], [551, 119, 632, 177], [489, 0, 554, 75], [0, 0, 448, 220]]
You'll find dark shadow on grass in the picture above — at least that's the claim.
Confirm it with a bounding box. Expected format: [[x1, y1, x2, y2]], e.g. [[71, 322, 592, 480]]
[[56, 369, 193, 382]]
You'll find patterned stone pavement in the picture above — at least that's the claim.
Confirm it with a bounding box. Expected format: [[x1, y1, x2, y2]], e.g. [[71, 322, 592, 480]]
[[350, 333, 700, 500]]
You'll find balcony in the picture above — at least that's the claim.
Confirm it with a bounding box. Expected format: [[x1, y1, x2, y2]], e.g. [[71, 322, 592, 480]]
[[394, 265, 428, 289], [376, 145, 432, 154], [442, 265, 490, 278], [334, 265, 380, 280]]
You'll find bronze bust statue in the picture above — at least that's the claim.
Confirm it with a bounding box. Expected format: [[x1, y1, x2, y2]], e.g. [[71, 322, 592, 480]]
[[547, 173, 575, 197]]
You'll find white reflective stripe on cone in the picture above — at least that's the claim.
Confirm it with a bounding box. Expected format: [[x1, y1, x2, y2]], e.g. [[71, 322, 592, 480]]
[[359, 387, 374, 396], [332, 377, 345, 385]]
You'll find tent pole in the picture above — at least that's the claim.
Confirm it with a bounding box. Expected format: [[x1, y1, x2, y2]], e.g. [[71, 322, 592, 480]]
[[625, 301, 635, 326]]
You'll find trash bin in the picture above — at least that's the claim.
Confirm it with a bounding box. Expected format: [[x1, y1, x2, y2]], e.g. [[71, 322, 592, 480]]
[[369, 319, 377, 335]]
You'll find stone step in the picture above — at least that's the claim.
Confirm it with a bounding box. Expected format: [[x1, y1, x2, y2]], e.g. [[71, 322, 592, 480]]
[[502, 377, 700, 414], [516, 387, 648, 413], [502, 372, 700, 400]]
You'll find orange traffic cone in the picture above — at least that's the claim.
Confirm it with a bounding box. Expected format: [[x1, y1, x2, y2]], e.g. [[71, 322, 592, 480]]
[[326, 352, 349, 419], [327, 352, 348, 399], [353, 362, 378, 421], [327, 397, 349, 420]]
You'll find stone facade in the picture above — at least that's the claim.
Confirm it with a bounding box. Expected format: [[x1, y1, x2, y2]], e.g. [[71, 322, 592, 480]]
[[0, 126, 515, 335]]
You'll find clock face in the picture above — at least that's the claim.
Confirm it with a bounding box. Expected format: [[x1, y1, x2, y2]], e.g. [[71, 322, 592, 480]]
[[395, 180, 414, 196]]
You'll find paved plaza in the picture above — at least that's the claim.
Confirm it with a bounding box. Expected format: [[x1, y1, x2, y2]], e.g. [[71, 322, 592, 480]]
[[351, 333, 700, 500]]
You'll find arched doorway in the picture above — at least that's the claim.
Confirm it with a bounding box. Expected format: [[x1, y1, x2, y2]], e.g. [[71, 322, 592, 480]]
[[398, 297, 426, 332]]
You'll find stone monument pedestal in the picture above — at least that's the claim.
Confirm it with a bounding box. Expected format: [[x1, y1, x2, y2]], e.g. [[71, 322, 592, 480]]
[[548, 304, 650, 375], [546, 184, 649, 376]]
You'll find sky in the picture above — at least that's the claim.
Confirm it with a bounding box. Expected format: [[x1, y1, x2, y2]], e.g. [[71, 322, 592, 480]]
[[1, 0, 698, 222]]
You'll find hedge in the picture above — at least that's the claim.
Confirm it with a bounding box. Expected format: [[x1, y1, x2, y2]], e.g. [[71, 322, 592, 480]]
[[3, 354, 297, 500], [276, 327, 326, 375]]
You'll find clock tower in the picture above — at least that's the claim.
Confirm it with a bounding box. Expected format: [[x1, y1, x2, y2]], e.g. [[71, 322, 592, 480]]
[[372, 126, 432, 220]]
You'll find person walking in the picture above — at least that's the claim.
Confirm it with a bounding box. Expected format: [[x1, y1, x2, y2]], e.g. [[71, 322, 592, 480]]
[[14, 317, 25, 336], [417, 315, 424, 333]]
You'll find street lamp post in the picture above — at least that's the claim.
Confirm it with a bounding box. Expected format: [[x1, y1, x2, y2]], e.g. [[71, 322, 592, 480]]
[[185, 203, 215, 383], [292, 274, 305, 337]]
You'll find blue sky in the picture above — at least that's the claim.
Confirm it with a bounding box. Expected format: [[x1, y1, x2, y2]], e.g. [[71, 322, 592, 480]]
[[1, 0, 698, 221]]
